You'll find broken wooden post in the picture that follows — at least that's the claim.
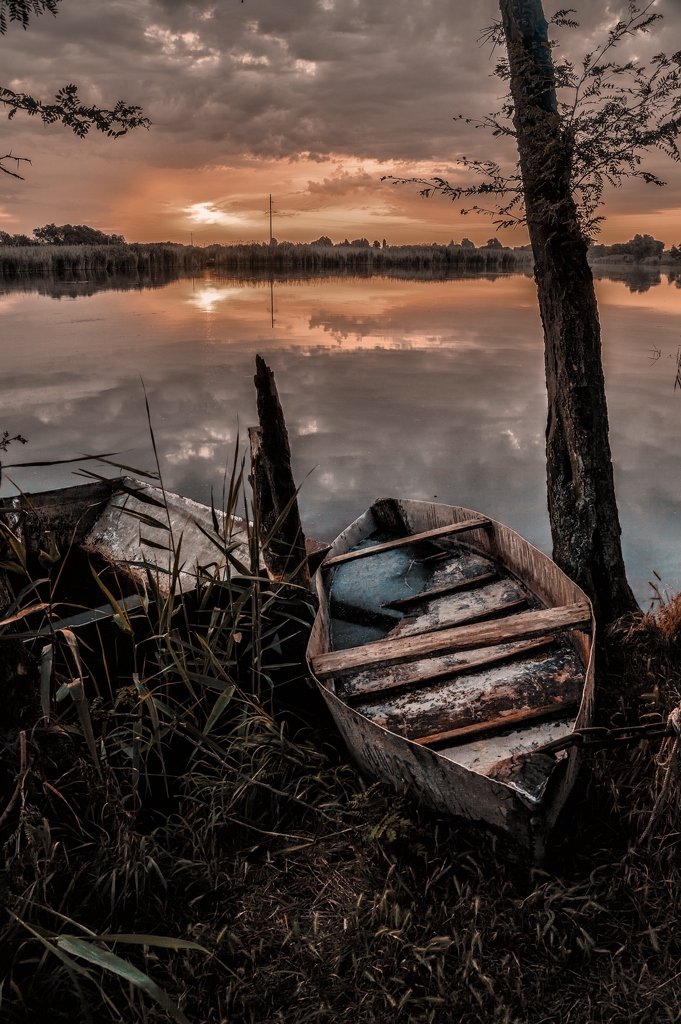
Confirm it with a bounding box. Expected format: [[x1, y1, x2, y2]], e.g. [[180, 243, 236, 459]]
[[249, 355, 311, 588]]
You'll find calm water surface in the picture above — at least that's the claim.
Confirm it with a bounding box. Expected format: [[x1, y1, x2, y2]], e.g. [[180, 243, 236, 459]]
[[1, 269, 680, 604]]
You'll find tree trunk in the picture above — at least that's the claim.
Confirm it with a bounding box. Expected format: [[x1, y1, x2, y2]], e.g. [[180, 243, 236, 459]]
[[250, 355, 310, 589], [498, 0, 638, 625]]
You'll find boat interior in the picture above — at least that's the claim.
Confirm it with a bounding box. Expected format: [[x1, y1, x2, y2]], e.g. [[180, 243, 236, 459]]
[[313, 499, 592, 806]]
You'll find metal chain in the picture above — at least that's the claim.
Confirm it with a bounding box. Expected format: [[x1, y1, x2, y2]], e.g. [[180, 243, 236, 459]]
[[538, 717, 674, 756]]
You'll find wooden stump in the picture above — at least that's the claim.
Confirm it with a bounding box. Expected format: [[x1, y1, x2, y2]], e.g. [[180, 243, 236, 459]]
[[249, 355, 311, 589]]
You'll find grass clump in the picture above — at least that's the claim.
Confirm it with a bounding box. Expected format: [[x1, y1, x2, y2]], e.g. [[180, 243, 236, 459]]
[[2, 462, 681, 1022]]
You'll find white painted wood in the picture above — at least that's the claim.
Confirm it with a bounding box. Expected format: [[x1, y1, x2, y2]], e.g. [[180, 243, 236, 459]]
[[322, 516, 490, 568]]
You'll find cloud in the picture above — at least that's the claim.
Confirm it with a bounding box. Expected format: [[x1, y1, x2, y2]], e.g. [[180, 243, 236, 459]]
[[1, 0, 680, 241]]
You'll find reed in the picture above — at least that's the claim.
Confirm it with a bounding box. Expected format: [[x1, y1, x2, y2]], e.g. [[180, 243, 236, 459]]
[[1, 448, 681, 1022], [0, 243, 204, 277], [204, 240, 531, 274]]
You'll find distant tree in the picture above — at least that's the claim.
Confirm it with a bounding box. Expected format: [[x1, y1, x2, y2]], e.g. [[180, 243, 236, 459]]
[[1, 0, 149, 179], [0, 229, 36, 244], [670, 245, 681, 262], [350, 237, 371, 248], [485, 237, 503, 248], [33, 222, 126, 245], [610, 233, 664, 262], [461, 237, 476, 249], [373, 239, 381, 248], [311, 235, 333, 246], [382, 238, 387, 248]]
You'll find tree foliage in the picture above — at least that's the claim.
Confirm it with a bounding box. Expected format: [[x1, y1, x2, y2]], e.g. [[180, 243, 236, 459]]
[[387, 3, 681, 238], [32, 222, 126, 244], [610, 232, 664, 261], [0, 0, 60, 35], [0, 0, 149, 178]]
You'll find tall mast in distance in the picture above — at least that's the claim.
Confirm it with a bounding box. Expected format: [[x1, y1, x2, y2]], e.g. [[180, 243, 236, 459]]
[[269, 193, 273, 243]]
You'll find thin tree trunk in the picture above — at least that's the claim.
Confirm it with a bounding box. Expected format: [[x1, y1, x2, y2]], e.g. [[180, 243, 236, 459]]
[[498, 0, 638, 625], [250, 355, 310, 589]]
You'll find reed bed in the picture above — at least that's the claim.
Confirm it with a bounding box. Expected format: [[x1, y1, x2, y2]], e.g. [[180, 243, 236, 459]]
[[0, 243, 204, 277], [1, 453, 681, 1022], [0, 241, 532, 279], [204, 241, 530, 274]]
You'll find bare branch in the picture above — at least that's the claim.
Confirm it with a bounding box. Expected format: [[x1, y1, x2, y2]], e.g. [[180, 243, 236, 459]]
[[0, 150, 30, 178]]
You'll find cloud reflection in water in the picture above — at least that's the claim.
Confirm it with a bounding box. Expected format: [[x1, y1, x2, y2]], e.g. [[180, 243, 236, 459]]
[[1, 270, 681, 604]]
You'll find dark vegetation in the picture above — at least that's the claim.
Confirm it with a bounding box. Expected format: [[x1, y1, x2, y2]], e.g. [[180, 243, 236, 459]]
[[0, 242, 204, 277], [1, 453, 681, 1022], [0, 228, 675, 281], [3, 223, 126, 245], [0, 236, 531, 277]]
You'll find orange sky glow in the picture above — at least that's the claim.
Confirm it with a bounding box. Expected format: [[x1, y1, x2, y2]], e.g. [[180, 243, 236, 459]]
[[2, 0, 681, 247]]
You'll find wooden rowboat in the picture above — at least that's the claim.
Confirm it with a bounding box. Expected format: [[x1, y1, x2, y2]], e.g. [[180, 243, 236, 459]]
[[307, 498, 595, 860], [0, 477, 328, 630]]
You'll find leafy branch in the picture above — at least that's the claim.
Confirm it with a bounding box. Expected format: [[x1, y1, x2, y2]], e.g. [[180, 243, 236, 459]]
[[386, 3, 681, 237], [0, 431, 27, 452], [0, 0, 150, 178], [0, 0, 60, 35]]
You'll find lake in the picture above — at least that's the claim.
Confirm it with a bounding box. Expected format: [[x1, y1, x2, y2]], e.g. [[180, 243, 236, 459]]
[[1, 266, 680, 604]]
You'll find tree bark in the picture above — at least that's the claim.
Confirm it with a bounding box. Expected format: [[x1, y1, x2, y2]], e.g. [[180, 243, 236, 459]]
[[250, 355, 310, 589], [498, 0, 639, 625]]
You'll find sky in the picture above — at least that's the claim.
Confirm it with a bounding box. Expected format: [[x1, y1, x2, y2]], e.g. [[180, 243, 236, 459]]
[[2, 0, 681, 245]]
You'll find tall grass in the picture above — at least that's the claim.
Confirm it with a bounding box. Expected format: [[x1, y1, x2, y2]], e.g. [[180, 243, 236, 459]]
[[2, 447, 681, 1022], [204, 240, 531, 274], [0, 243, 204, 277]]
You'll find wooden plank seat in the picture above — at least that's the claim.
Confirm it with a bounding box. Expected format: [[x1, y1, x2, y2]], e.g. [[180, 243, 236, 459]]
[[322, 516, 491, 569], [341, 635, 557, 701], [311, 602, 592, 679], [350, 635, 585, 747], [413, 701, 581, 749]]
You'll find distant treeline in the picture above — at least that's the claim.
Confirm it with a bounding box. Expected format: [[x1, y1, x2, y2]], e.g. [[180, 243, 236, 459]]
[[0, 235, 531, 277], [2, 226, 681, 278], [0, 223, 126, 246], [201, 236, 532, 272]]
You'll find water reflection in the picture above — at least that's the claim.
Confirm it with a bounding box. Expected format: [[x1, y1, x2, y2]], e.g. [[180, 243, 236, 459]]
[[1, 269, 680, 603]]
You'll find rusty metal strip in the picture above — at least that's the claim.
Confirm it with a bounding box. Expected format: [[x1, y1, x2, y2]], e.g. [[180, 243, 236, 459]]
[[321, 516, 492, 569]]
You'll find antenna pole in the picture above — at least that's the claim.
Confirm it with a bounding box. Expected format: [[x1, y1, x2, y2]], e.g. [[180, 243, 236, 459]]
[[269, 194, 273, 243]]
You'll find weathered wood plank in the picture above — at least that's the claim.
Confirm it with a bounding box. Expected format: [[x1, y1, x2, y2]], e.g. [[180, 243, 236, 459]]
[[321, 516, 491, 569], [311, 602, 591, 679], [383, 570, 500, 609], [343, 635, 556, 700], [249, 355, 309, 588], [414, 700, 581, 749], [386, 594, 528, 640]]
